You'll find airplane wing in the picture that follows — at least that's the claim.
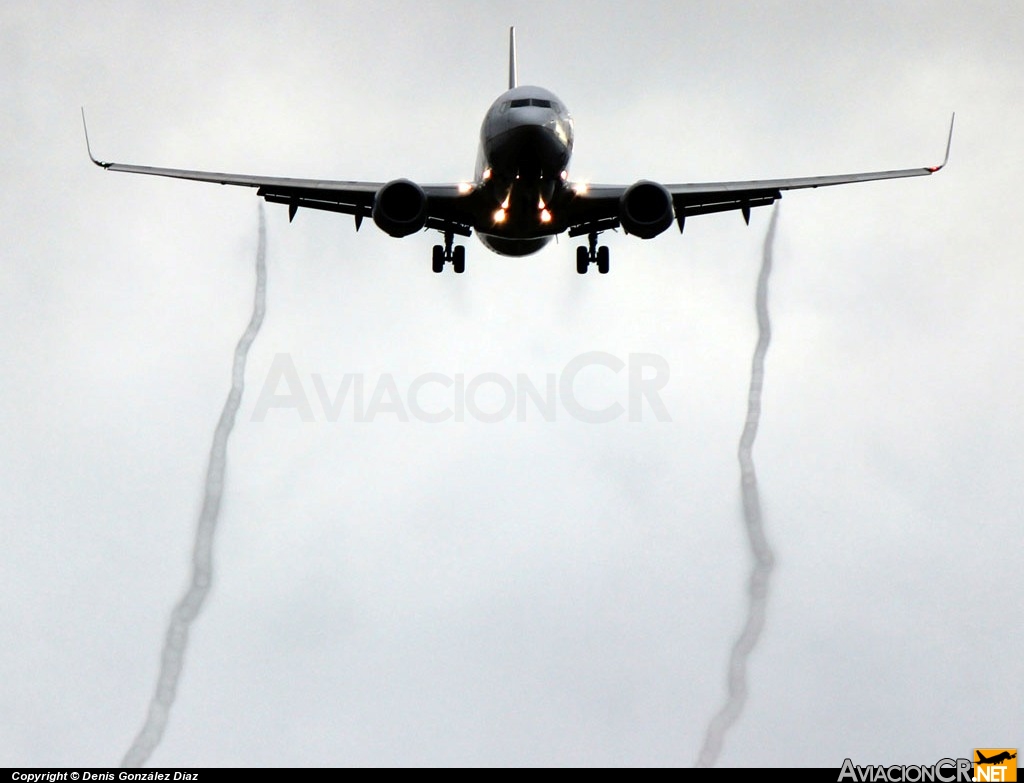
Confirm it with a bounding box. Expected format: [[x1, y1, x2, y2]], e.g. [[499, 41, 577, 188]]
[[82, 111, 474, 234], [565, 114, 954, 235]]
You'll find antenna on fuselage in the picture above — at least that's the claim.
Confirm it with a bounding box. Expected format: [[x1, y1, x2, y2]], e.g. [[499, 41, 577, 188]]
[[508, 26, 518, 89]]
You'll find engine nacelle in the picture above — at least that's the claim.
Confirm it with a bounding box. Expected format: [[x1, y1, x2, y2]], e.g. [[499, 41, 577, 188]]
[[372, 179, 428, 238], [619, 180, 674, 239]]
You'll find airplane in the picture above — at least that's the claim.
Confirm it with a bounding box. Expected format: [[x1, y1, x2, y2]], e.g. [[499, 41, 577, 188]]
[[83, 28, 953, 275], [976, 752, 1017, 765]]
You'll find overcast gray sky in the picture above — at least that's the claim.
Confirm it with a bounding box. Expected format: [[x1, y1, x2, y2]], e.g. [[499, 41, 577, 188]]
[[2, 0, 1021, 767]]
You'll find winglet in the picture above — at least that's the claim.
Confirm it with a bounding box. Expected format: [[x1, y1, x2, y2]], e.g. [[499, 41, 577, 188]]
[[926, 112, 955, 173], [508, 27, 518, 90], [80, 108, 111, 168]]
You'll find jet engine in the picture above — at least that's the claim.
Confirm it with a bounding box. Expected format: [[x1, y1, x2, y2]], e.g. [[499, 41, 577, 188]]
[[619, 180, 674, 239], [372, 179, 428, 238]]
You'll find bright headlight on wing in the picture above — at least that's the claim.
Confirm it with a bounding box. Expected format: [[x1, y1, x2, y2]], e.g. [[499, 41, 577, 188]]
[[457, 182, 473, 194], [493, 208, 507, 223], [540, 209, 552, 223], [572, 182, 589, 195]]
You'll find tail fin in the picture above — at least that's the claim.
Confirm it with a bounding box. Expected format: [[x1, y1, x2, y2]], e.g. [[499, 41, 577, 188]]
[[508, 27, 518, 89]]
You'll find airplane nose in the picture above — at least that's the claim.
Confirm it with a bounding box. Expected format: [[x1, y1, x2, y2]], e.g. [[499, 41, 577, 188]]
[[507, 108, 569, 143], [485, 105, 572, 180], [512, 124, 567, 173], [516, 122, 564, 150], [505, 114, 569, 157]]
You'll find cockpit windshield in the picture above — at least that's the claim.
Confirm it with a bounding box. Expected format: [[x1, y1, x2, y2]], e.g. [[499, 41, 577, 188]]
[[506, 98, 557, 110]]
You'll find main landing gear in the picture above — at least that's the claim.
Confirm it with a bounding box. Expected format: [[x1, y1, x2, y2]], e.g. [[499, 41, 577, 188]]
[[432, 230, 465, 274], [576, 232, 609, 274]]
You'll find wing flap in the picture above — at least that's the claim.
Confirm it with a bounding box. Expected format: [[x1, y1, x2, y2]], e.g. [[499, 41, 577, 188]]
[[674, 191, 780, 216]]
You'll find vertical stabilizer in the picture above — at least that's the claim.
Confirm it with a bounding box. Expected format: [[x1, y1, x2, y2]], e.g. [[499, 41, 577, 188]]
[[508, 27, 518, 89]]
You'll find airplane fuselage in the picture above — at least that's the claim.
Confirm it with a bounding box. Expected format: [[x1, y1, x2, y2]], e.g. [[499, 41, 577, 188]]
[[474, 85, 574, 256]]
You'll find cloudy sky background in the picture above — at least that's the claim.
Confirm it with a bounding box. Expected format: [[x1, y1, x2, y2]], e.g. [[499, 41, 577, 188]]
[[3, 0, 1021, 767]]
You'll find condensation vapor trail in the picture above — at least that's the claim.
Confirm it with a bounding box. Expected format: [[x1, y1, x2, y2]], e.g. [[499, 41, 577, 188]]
[[696, 204, 779, 768], [122, 205, 267, 768]]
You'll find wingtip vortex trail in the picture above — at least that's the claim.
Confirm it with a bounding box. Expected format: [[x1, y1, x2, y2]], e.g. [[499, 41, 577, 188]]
[[121, 204, 267, 768], [696, 204, 779, 768]]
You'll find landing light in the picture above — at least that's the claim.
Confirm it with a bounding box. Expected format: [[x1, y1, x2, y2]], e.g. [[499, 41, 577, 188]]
[[457, 182, 473, 194], [483, 168, 492, 180], [540, 209, 552, 223], [572, 182, 589, 195], [493, 208, 507, 223], [501, 194, 510, 209], [538, 197, 546, 209]]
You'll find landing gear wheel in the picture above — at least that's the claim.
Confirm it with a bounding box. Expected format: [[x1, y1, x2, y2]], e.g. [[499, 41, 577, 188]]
[[576, 246, 589, 274], [431, 245, 445, 274], [596, 246, 610, 274], [452, 245, 466, 274]]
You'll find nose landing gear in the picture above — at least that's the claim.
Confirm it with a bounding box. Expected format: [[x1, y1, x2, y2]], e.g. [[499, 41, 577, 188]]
[[432, 230, 466, 274], [575, 232, 609, 274]]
